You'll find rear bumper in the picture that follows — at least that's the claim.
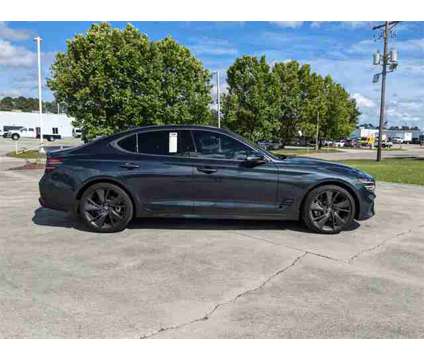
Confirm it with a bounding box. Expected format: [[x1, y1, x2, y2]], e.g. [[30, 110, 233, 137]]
[[39, 173, 75, 212]]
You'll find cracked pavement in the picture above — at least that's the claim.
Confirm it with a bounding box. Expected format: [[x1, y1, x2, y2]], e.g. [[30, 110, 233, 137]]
[[1, 161, 424, 338]]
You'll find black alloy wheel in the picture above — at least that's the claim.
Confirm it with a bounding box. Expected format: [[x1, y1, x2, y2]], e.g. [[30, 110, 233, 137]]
[[303, 185, 355, 234], [80, 183, 133, 233]]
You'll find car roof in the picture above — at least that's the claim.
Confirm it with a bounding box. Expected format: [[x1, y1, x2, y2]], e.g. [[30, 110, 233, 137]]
[[109, 124, 235, 139], [129, 124, 227, 132]]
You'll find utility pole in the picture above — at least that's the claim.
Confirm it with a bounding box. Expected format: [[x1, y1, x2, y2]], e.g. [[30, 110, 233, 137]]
[[212, 71, 221, 128], [372, 21, 399, 162], [34, 36, 43, 144], [315, 111, 319, 151]]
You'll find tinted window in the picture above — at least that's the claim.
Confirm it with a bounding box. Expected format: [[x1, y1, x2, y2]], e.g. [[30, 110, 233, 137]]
[[117, 134, 137, 152], [192, 131, 254, 160], [138, 130, 194, 156]]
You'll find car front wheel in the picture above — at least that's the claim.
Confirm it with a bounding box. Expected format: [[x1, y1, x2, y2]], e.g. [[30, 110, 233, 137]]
[[302, 185, 356, 234], [79, 182, 133, 233]]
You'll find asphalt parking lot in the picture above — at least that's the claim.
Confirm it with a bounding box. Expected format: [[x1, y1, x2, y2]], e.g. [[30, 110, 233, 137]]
[[1, 141, 424, 338]]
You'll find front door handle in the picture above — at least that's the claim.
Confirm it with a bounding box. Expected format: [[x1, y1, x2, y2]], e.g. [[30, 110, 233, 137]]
[[120, 162, 140, 169], [197, 166, 217, 174]]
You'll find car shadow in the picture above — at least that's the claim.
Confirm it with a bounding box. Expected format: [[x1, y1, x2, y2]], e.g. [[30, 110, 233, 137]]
[[32, 207, 361, 234], [32, 207, 88, 232]]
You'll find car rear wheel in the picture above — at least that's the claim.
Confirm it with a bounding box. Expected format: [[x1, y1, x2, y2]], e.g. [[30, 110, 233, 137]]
[[79, 183, 133, 233], [302, 185, 355, 234]]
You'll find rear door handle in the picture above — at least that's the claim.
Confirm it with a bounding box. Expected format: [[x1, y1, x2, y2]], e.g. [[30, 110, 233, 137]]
[[120, 162, 140, 169], [197, 166, 217, 174]]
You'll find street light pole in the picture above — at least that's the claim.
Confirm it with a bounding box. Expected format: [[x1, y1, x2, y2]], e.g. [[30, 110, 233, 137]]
[[212, 71, 221, 128], [376, 22, 388, 162], [34, 36, 43, 144], [217, 71, 221, 128]]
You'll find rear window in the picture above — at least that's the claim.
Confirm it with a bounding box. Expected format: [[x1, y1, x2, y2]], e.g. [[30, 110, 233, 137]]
[[117, 134, 137, 152]]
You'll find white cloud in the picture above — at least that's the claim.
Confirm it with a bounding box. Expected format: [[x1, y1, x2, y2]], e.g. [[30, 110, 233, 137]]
[[0, 39, 35, 67], [352, 93, 376, 108], [270, 22, 304, 29], [395, 38, 424, 52], [347, 40, 377, 55], [0, 22, 31, 41], [189, 38, 238, 56], [341, 22, 373, 29], [310, 22, 322, 28], [348, 38, 424, 57], [0, 89, 21, 98]]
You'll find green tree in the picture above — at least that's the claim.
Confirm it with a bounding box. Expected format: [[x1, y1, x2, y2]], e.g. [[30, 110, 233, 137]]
[[222, 56, 279, 142], [0, 96, 60, 113], [272, 61, 311, 146], [48, 23, 212, 139]]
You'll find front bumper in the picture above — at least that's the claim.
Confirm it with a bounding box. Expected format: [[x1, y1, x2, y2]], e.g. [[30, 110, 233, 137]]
[[356, 188, 376, 220]]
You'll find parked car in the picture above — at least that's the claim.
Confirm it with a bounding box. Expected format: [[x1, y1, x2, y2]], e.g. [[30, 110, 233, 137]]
[[375, 139, 393, 148], [73, 128, 82, 138], [333, 140, 346, 148], [391, 137, 403, 144], [39, 125, 375, 234], [257, 140, 281, 151], [343, 139, 359, 148]]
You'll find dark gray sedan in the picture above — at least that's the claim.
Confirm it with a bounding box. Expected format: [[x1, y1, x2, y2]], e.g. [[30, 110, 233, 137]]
[[39, 125, 375, 234]]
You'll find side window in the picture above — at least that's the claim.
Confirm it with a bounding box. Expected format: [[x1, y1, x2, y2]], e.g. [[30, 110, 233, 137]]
[[137, 130, 194, 157], [192, 131, 254, 160], [117, 134, 137, 153], [52, 127, 59, 134]]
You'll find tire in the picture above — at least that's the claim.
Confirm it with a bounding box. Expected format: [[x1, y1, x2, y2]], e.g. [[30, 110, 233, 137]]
[[11, 133, 20, 141], [79, 182, 134, 233], [302, 185, 356, 234]]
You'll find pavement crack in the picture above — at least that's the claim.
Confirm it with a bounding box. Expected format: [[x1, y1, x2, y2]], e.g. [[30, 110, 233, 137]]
[[139, 252, 307, 339], [231, 231, 345, 263], [348, 226, 422, 263]]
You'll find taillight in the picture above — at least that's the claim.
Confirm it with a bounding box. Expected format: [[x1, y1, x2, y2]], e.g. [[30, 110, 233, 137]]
[[45, 156, 63, 173]]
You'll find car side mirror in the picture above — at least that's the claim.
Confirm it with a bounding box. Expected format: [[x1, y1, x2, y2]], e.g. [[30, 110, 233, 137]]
[[243, 153, 266, 167]]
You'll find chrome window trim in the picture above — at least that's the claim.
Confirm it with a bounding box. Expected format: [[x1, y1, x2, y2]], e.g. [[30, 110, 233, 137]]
[[111, 128, 273, 163]]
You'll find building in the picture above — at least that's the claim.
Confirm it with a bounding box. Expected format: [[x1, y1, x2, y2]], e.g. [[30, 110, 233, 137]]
[[0, 111, 75, 138], [351, 126, 422, 143]]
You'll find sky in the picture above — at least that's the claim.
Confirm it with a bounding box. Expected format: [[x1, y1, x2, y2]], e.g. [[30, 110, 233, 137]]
[[0, 21, 423, 128]]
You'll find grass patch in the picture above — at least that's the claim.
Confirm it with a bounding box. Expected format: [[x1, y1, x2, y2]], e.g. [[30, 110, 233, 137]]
[[272, 147, 341, 156], [353, 147, 406, 151], [6, 150, 45, 159], [340, 158, 424, 186]]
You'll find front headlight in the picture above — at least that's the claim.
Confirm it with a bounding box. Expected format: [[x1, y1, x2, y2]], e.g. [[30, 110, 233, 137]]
[[359, 178, 376, 192]]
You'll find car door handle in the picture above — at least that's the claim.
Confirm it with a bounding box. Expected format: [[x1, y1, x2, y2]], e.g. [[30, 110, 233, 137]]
[[120, 162, 140, 169], [197, 166, 217, 174]]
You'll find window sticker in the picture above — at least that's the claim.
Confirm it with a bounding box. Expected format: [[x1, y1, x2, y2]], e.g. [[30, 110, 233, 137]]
[[169, 132, 178, 153]]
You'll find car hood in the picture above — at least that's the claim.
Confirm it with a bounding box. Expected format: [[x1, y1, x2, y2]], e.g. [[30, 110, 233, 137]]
[[273, 156, 374, 180]]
